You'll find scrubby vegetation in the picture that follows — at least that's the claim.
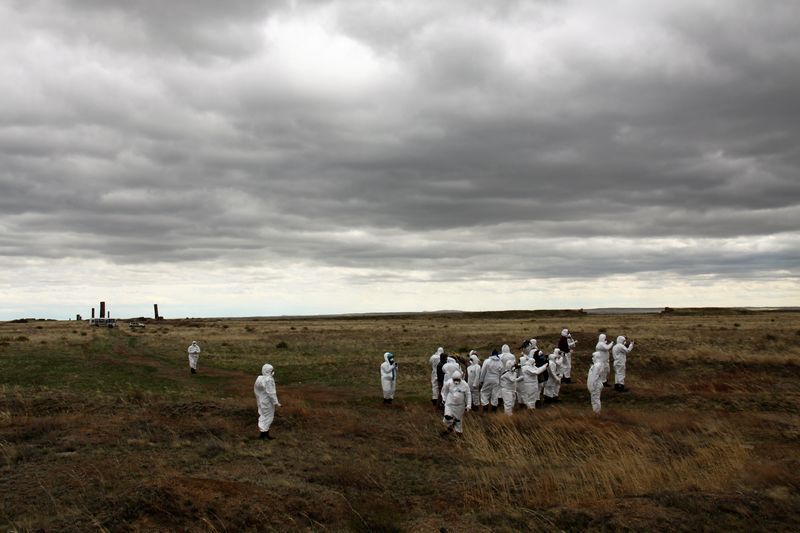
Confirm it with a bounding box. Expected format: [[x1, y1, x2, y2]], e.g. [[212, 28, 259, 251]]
[[1, 311, 799, 531]]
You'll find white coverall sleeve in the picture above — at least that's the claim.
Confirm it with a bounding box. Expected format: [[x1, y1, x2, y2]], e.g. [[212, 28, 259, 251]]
[[479, 361, 489, 383], [465, 385, 472, 409], [266, 380, 280, 406]]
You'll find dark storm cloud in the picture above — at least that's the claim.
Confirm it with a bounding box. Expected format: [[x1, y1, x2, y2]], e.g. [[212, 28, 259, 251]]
[[1, 0, 799, 283]]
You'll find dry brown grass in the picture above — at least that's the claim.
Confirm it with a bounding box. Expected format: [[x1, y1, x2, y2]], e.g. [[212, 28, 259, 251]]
[[1, 311, 799, 531]]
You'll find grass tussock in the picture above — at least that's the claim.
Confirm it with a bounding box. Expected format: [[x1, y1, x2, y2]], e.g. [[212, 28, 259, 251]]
[[464, 411, 749, 507]]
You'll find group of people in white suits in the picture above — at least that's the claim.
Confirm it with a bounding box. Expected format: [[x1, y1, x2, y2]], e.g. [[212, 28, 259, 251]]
[[184, 326, 635, 441]]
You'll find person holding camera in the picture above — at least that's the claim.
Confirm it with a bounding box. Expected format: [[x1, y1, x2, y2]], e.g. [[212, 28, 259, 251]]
[[612, 336, 635, 392], [558, 329, 577, 384]]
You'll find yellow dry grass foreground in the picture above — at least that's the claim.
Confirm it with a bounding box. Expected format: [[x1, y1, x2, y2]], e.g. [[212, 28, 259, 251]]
[[1, 310, 799, 531]]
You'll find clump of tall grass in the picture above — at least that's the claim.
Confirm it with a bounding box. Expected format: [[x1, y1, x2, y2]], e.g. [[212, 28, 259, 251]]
[[462, 411, 748, 507]]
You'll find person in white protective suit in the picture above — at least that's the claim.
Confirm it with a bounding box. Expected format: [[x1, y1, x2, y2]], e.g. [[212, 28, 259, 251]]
[[520, 355, 549, 409], [479, 350, 504, 412], [429, 347, 444, 406], [499, 360, 524, 415], [441, 370, 471, 434], [558, 329, 577, 384], [543, 350, 565, 404], [596, 334, 615, 387], [516, 355, 529, 407], [466, 351, 481, 409], [187, 341, 201, 374], [587, 351, 605, 414], [254, 363, 281, 440], [380, 352, 397, 404], [612, 336, 635, 392], [499, 344, 516, 367], [441, 355, 461, 397]]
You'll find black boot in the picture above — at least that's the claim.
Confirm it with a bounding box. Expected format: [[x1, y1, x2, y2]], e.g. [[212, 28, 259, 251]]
[[614, 383, 623, 391], [387, 398, 393, 404], [264, 431, 275, 440], [603, 381, 609, 387], [383, 398, 389, 404], [491, 405, 498, 413], [562, 377, 572, 384], [431, 399, 438, 407], [190, 367, 196, 374], [535, 400, 542, 409]]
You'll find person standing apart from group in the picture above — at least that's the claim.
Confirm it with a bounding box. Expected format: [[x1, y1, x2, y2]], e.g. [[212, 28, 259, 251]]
[[187, 340, 201, 374], [254, 363, 281, 440], [380, 352, 398, 404]]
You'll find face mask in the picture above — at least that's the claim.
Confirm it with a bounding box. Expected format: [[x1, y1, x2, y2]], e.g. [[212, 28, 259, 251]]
[[453, 379, 461, 384]]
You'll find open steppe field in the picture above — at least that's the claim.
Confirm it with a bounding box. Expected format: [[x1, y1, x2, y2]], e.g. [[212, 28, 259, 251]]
[[1, 310, 799, 532]]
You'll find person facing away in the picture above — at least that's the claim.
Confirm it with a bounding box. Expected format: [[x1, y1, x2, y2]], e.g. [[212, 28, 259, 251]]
[[187, 341, 201, 374], [441, 370, 471, 434], [587, 351, 605, 414], [466, 351, 481, 409], [441, 355, 461, 400], [499, 359, 524, 416], [596, 334, 615, 387], [254, 363, 281, 440], [479, 349, 504, 412]]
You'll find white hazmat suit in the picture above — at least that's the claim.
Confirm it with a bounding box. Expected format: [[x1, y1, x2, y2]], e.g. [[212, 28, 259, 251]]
[[520, 358, 549, 409], [187, 341, 201, 373], [596, 334, 614, 385], [500, 360, 523, 415], [543, 350, 565, 402], [587, 351, 605, 414], [499, 344, 516, 367], [612, 336, 634, 390], [429, 347, 444, 403], [466, 352, 481, 408], [441, 370, 471, 433], [380, 352, 397, 402], [479, 352, 504, 409], [558, 329, 577, 382], [441, 357, 461, 392], [254, 363, 281, 439]]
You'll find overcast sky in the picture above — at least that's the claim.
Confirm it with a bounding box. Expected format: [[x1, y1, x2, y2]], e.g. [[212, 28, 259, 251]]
[[1, 0, 799, 319]]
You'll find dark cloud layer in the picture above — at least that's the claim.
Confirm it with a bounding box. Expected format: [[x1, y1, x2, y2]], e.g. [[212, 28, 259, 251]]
[[1, 0, 799, 285]]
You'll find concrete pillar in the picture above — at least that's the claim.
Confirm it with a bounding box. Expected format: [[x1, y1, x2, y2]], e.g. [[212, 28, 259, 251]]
[[100, 301, 105, 318]]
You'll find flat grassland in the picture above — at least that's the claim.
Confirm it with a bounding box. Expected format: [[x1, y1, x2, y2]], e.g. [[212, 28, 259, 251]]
[[1, 311, 799, 531]]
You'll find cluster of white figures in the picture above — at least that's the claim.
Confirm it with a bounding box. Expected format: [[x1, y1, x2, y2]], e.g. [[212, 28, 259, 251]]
[[185, 328, 634, 440], [385, 329, 635, 436]]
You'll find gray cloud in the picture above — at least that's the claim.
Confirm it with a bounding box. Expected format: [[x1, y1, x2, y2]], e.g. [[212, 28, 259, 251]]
[[1, 0, 799, 287]]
